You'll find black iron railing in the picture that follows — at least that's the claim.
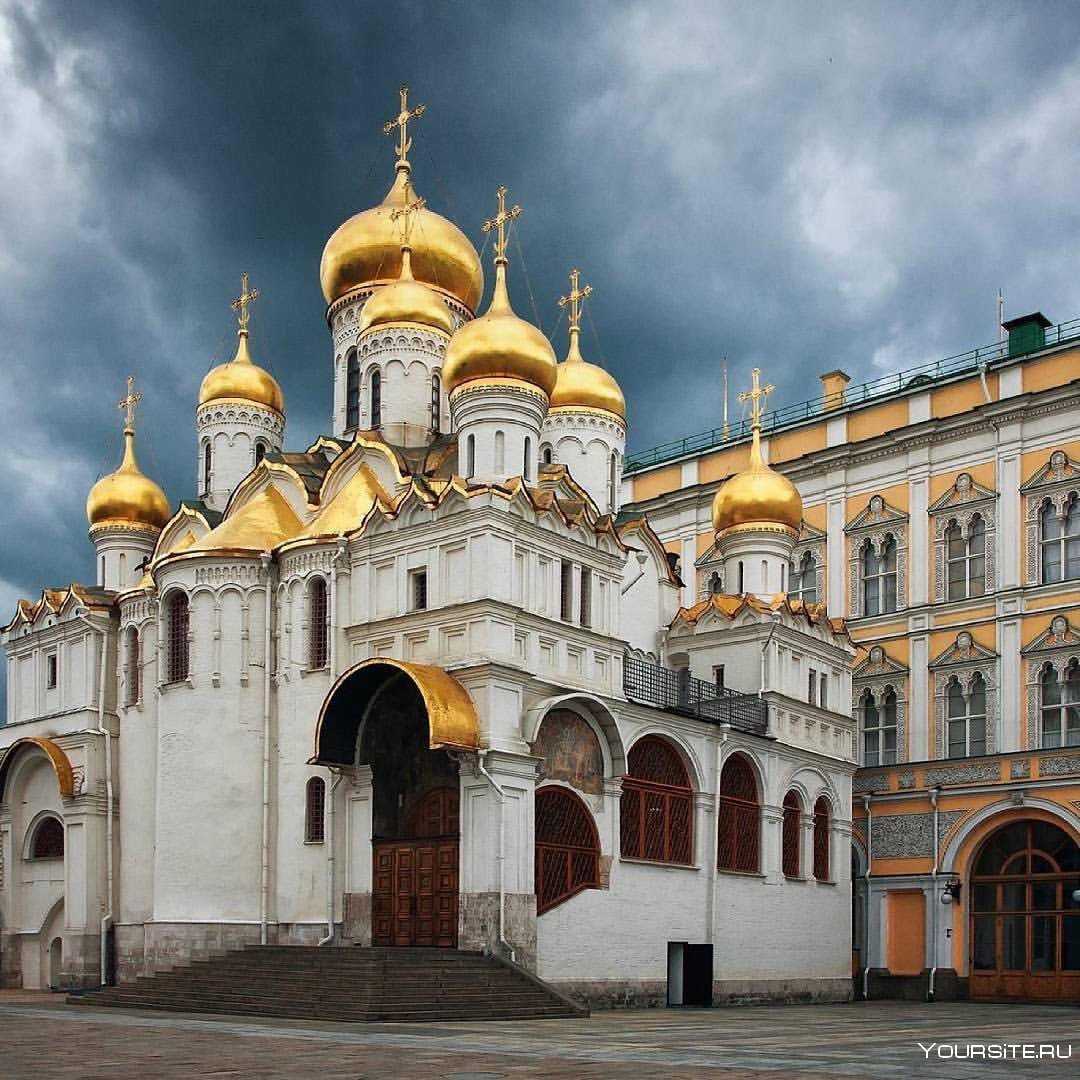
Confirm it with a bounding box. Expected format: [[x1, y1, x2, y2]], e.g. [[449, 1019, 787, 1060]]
[[623, 655, 768, 736], [623, 315, 1080, 474]]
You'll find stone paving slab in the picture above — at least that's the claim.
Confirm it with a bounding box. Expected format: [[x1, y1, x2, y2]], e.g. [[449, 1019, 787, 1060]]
[[0, 993, 1076, 1079]]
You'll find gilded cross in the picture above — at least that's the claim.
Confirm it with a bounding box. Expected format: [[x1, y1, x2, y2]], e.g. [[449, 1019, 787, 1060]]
[[558, 268, 593, 332], [231, 272, 259, 332], [118, 375, 141, 432], [738, 367, 774, 428], [481, 185, 522, 262], [383, 85, 426, 165], [390, 194, 427, 243]]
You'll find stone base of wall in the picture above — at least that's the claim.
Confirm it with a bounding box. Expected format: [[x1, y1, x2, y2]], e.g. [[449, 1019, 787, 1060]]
[[859, 967, 966, 1002], [551, 977, 853, 1010], [458, 892, 537, 972], [0, 929, 101, 990], [115, 922, 330, 984]]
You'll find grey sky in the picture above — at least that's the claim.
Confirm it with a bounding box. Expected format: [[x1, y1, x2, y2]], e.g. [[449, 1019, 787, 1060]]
[[2, 1, 1080, 707]]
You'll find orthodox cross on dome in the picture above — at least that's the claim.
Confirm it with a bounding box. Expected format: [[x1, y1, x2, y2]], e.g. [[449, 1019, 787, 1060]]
[[558, 268, 592, 332], [118, 375, 141, 434], [390, 194, 427, 245], [383, 85, 426, 167], [738, 367, 774, 431], [231, 272, 259, 333], [482, 185, 521, 264]]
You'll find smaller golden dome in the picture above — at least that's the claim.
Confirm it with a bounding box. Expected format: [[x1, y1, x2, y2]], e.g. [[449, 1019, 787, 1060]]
[[443, 260, 557, 397], [711, 429, 802, 535], [87, 428, 170, 531], [359, 246, 454, 335], [198, 331, 284, 413], [550, 327, 626, 419]]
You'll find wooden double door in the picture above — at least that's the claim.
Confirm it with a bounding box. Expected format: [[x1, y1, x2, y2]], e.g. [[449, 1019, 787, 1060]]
[[372, 787, 459, 948]]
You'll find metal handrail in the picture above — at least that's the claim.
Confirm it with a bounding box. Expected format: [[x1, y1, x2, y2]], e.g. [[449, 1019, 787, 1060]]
[[624, 316, 1080, 473], [623, 655, 768, 736]]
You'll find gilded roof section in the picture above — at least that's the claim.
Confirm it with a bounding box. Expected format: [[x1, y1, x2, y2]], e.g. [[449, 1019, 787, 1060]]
[[190, 486, 303, 554], [290, 463, 391, 542], [0, 736, 75, 799]]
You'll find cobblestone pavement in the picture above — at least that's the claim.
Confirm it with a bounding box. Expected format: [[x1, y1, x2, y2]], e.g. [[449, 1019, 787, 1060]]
[[0, 993, 1077, 1079]]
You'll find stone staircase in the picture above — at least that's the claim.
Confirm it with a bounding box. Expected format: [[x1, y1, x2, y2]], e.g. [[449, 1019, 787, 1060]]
[[71, 946, 586, 1022]]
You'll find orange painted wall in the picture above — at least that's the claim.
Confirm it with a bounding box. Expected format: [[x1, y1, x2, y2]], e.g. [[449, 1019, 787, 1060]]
[[1021, 440, 1080, 484], [931, 374, 998, 419], [933, 604, 996, 628], [886, 891, 926, 975], [696, 532, 715, 557], [1026, 590, 1080, 612], [699, 445, 749, 486], [848, 400, 909, 443], [632, 464, 682, 503], [1022, 348, 1080, 395], [769, 424, 827, 464], [802, 503, 828, 530], [929, 622, 996, 656]]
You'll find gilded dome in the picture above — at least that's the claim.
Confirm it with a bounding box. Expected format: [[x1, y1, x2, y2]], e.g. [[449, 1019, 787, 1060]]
[[320, 166, 483, 311], [359, 245, 454, 335], [87, 429, 170, 531], [443, 259, 557, 397], [711, 430, 802, 535], [550, 328, 626, 419], [199, 330, 284, 413]]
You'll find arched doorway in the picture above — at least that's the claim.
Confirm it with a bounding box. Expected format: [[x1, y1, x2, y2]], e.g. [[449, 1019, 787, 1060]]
[[311, 659, 481, 948], [969, 819, 1079, 1001], [48, 938, 63, 990]]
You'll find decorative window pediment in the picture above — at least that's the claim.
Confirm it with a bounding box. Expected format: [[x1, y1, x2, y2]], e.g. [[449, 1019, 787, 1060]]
[[929, 632, 998, 758], [791, 522, 826, 604], [845, 495, 908, 534], [1022, 451, 1080, 587], [853, 644, 909, 681], [928, 472, 998, 513]]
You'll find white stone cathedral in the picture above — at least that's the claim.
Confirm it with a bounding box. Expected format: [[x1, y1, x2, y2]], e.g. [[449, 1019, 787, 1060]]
[[0, 92, 859, 1008]]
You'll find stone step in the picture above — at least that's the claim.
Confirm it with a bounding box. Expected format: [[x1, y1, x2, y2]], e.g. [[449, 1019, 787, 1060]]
[[71, 944, 584, 1022]]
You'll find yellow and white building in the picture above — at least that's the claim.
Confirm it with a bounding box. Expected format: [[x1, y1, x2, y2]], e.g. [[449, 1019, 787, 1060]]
[[624, 313, 1080, 1001]]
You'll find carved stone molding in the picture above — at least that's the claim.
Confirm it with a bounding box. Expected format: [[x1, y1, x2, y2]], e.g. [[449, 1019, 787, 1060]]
[[852, 645, 909, 766], [1021, 450, 1080, 586], [930, 632, 998, 758], [871, 810, 967, 858], [1022, 615, 1080, 749], [846, 496, 908, 618], [929, 473, 998, 602]]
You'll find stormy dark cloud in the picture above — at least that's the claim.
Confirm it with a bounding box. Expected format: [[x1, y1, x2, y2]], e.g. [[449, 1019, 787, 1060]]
[[3, 1, 1080, 708]]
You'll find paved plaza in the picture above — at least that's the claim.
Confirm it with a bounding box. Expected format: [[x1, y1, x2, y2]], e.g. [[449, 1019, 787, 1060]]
[[0, 993, 1076, 1078]]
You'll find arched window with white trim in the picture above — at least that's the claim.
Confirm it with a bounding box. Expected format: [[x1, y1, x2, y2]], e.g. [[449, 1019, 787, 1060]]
[[946, 515, 986, 600], [782, 789, 801, 878], [165, 592, 190, 683], [28, 815, 64, 860], [813, 797, 831, 880], [620, 736, 693, 865], [717, 753, 760, 874], [535, 786, 600, 914], [308, 577, 328, 670], [862, 536, 898, 615], [1040, 660, 1080, 748], [430, 372, 441, 433], [790, 550, 817, 603], [1041, 494, 1080, 583], [345, 349, 360, 429], [860, 687, 897, 766], [305, 776, 326, 843], [125, 626, 140, 707], [370, 368, 382, 428], [946, 673, 987, 758]]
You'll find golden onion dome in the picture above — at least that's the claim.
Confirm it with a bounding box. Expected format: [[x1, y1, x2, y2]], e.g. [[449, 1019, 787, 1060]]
[[198, 330, 284, 414], [87, 427, 170, 531], [550, 326, 626, 420], [359, 245, 454, 335], [443, 259, 557, 397], [320, 165, 483, 311], [711, 428, 802, 535]]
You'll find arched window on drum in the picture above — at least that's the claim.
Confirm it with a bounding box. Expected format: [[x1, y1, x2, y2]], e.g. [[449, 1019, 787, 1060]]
[[620, 736, 693, 865], [717, 754, 760, 874], [535, 786, 600, 914]]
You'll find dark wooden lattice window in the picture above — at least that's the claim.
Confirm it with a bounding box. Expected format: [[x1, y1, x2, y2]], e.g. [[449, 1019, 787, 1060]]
[[166, 592, 190, 683], [535, 786, 600, 914], [717, 753, 760, 873], [782, 790, 801, 878], [308, 578, 328, 669], [620, 735, 693, 865], [813, 797, 831, 880], [125, 627, 140, 706], [305, 777, 326, 843], [30, 816, 64, 859]]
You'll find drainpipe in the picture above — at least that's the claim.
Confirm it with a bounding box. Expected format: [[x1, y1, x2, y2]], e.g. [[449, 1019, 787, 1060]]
[[318, 768, 343, 946], [76, 613, 112, 986], [928, 786, 941, 1002], [476, 750, 514, 963], [862, 793, 872, 1001], [259, 555, 273, 946]]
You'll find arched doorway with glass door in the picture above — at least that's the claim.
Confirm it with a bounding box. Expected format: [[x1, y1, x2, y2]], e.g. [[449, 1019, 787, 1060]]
[[969, 818, 1079, 1001]]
